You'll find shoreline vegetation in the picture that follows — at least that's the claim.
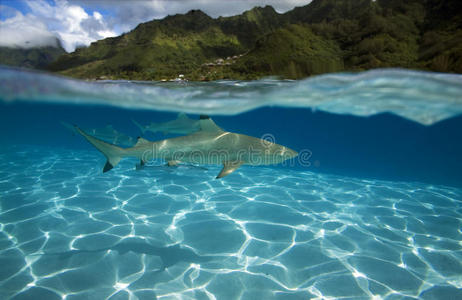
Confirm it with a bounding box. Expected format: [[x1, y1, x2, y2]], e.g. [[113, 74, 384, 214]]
[[1, 0, 461, 81]]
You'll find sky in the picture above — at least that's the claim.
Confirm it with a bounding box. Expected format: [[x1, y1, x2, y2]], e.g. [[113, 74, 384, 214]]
[[0, 0, 312, 52]]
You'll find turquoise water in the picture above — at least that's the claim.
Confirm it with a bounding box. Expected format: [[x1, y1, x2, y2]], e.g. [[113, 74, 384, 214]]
[[1, 66, 462, 299]]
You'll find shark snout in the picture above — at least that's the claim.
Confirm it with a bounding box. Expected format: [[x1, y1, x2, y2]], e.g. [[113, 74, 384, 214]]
[[278, 147, 298, 161], [287, 148, 298, 158]]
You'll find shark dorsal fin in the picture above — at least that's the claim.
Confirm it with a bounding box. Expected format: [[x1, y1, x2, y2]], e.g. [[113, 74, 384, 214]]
[[199, 116, 223, 132], [134, 137, 150, 147]]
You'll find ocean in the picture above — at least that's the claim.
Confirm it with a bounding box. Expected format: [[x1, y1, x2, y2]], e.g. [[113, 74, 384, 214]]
[[1, 66, 462, 299]]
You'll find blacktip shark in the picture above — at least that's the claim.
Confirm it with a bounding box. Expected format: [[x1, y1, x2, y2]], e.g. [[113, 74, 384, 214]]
[[75, 116, 298, 179], [132, 113, 200, 135], [62, 122, 135, 147]]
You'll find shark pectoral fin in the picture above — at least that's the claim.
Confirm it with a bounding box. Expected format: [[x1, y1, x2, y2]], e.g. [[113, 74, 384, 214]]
[[135, 159, 145, 171], [216, 161, 243, 179], [167, 160, 179, 167]]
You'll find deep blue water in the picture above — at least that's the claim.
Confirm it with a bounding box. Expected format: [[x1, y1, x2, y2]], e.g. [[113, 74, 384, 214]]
[[1, 67, 462, 299], [1, 102, 462, 187]]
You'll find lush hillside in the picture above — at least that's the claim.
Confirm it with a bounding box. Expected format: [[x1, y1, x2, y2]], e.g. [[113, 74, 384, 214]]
[[48, 8, 276, 80], [0, 44, 65, 70], [229, 24, 344, 79], [284, 0, 424, 70], [48, 0, 462, 80], [418, 0, 462, 72]]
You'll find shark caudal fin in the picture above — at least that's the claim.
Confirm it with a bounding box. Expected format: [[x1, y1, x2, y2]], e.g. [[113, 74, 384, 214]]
[[75, 126, 126, 172], [61, 121, 78, 135], [131, 119, 146, 135]]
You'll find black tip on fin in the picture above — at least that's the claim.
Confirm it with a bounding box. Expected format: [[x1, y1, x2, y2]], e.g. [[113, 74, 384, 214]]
[[103, 161, 114, 173], [200, 115, 210, 120]]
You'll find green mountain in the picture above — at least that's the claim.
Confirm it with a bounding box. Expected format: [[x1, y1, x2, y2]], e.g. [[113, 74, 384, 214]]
[[418, 0, 462, 72], [230, 24, 344, 78], [48, 7, 279, 80], [48, 0, 462, 80], [0, 41, 65, 70]]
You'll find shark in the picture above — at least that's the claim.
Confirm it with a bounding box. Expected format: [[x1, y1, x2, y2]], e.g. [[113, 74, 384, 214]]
[[31, 239, 219, 271], [62, 122, 135, 147], [75, 116, 298, 178], [132, 113, 200, 135]]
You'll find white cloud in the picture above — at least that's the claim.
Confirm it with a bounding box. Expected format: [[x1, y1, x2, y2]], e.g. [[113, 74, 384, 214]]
[[0, 0, 116, 52], [93, 11, 102, 21], [25, 0, 117, 52], [0, 10, 60, 49]]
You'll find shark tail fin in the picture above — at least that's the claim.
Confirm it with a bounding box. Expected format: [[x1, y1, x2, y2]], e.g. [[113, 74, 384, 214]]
[[61, 121, 78, 135], [75, 126, 126, 172], [131, 119, 146, 135]]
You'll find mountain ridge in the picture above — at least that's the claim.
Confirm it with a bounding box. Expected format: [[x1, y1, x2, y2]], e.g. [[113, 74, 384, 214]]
[[45, 0, 462, 80], [0, 36, 65, 70]]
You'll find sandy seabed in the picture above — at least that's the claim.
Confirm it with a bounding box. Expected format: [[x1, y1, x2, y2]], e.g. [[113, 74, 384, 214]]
[[1, 146, 462, 299]]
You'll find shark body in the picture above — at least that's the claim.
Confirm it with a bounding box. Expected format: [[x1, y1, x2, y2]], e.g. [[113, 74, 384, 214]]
[[132, 113, 200, 135], [32, 239, 218, 271], [76, 116, 297, 178], [62, 122, 135, 147]]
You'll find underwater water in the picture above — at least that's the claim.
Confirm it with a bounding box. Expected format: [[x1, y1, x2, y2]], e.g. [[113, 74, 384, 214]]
[[1, 66, 462, 299]]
